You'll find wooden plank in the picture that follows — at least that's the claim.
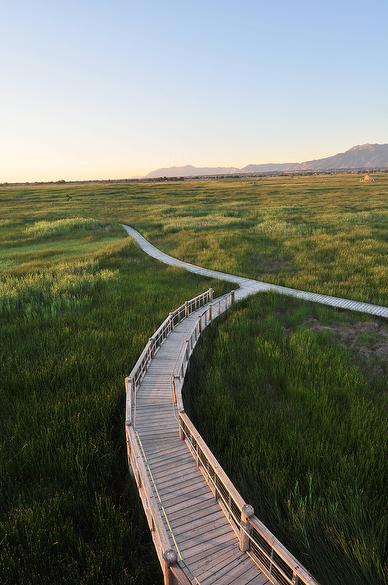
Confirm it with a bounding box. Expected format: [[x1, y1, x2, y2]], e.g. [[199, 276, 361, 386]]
[[173, 509, 224, 536], [188, 542, 239, 576], [147, 445, 188, 462], [155, 464, 198, 484], [158, 474, 205, 497], [147, 450, 191, 468], [179, 523, 232, 554], [149, 452, 192, 471], [161, 484, 209, 507], [163, 488, 213, 513], [168, 499, 221, 524], [197, 549, 246, 583], [136, 416, 175, 426], [219, 558, 261, 585], [175, 515, 227, 546], [143, 441, 185, 456], [246, 573, 269, 585], [134, 426, 179, 442], [182, 538, 237, 566], [151, 461, 197, 481]]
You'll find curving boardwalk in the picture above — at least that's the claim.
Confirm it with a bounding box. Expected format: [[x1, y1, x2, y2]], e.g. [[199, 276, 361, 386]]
[[122, 224, 388, 318], [128, 294, 272, 584], [123, 225, 387, 585]]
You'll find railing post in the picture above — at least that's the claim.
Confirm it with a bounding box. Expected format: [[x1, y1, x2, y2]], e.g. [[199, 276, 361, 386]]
[[169, 312, 174, 331], [209, 288, 214, 302], [149, 338, 155, 357], [208, 304, 212, 322], [162, 549, 177, 585], [125, 376, 132, 426], [178, 413, 184, 440], [231, 290, 235, 304], [239, 504, 254, 552], [184, 300, 189, 317]]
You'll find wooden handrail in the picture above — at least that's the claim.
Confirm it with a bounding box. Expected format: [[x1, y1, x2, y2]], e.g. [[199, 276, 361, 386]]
[[125, 286, 319, 585], [126, 288, 213, 426], [177, 413, 318, 585], [179, 411, 246, 511], [126, 425, 172, 563]]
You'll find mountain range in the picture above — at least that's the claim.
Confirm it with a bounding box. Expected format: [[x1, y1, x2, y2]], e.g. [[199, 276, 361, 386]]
[[145, 144, 388, 178]]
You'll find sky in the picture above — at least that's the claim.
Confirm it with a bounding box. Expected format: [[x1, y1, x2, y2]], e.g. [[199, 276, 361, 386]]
[[1, 0, 388, 182]]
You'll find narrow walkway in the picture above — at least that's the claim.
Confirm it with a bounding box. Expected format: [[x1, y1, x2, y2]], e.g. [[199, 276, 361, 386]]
[[134, 296, 269, 584], [122, 225, 388, 318], [124, 224, 387, 585]]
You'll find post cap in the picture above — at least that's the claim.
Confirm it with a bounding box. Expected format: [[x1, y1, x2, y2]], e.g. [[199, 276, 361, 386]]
[[163, 548, 177, 566], [242, 503, 255, 518]]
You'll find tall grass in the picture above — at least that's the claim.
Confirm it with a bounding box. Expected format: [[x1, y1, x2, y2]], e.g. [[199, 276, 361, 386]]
[[1, 175, 387, 584], [183, 294, 388, 585], [0, 260, 116, 318], [25, 217, 103, 238], [1, 174, 387, 303], [0, 220, 229, 585]]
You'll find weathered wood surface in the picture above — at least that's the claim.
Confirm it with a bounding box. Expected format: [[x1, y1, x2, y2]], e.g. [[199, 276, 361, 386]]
[[126, 289, 318, 584], [122, 224, 388, 318], [132, 297, 271, 584]]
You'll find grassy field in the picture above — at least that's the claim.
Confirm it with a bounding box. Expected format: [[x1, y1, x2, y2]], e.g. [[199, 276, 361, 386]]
[[0, 216, 228, 585], [1, 173, 386, 303], [183, 294, 388, 585], [0, 174, 387, 584]]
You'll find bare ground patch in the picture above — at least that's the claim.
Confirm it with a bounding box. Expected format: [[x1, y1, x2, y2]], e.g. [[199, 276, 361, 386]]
[[299, 317, 388, 380]]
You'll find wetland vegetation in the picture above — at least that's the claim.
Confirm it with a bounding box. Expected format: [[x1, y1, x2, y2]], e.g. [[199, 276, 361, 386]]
[[1, 173, 387, 584]]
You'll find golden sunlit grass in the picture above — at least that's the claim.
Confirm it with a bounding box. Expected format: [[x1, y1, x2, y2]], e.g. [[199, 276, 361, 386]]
[[0, 174, 387, 585]]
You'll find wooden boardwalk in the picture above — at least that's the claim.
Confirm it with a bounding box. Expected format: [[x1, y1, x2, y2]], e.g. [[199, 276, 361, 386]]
[[123, 226, 387, 584], [125, 290, 319, 585], [133, 297, 269, 585], [122, 224, 388, 319]]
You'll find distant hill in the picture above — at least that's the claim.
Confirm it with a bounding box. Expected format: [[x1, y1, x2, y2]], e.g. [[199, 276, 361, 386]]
[[146, 164, 240, 178], [145, 144, 388, 178], [299, 144, 388, 171]]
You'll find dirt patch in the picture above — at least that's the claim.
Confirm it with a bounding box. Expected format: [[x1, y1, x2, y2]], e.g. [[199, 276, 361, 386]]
[[300, 317, 388, 380], [261, 257, 292, 272], [249, 254, 292, 273]]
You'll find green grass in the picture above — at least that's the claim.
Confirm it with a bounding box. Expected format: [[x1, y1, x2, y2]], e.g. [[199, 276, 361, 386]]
[[0, 220, 229, 585], [1, 173, 387, 303], [183, 293, 388, 585], [0, 175, 387, 584]]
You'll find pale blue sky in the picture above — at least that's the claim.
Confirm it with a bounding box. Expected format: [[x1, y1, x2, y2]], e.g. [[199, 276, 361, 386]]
[[1, 0, 387, 181]]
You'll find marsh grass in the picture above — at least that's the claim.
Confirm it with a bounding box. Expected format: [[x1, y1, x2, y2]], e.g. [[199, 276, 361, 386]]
[[25, 217, 104, 238], [0, 218, 229, 585], [183, 293, 388, 585], [1, 174, 387, 307], [0, 175, 387, 584]]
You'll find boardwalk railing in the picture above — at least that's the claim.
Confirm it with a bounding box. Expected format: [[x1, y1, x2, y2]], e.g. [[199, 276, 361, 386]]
[[125, 288, 214, 426], [125, 288, 319, 585], [177, 414, 317, 585], [171, 298, 318, 585]]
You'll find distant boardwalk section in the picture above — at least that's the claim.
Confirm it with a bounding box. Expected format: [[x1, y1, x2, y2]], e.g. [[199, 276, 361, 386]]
[[122, 225, 388, 319]]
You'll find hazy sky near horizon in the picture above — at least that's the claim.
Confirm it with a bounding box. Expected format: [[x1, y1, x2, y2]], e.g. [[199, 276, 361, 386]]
[[1, 0, 388, 182]]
